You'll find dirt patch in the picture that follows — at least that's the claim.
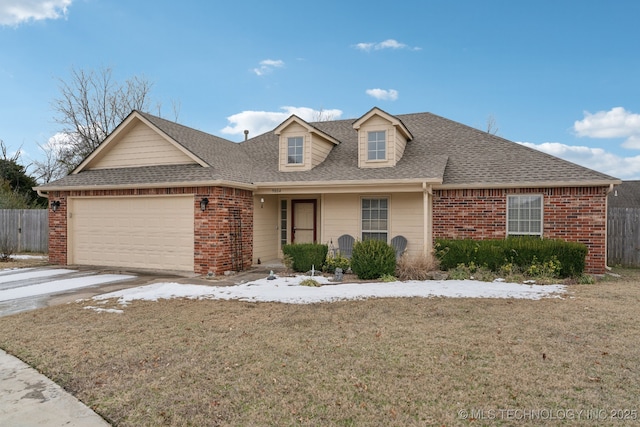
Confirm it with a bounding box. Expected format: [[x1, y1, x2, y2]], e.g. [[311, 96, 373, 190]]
[[1, 268, 639, 426]]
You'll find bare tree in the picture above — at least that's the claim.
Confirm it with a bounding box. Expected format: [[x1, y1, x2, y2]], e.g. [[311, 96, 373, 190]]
[[312, 108, 337, 122], [51, 66, 153, 172], [31, 140, 66, 184], [486, 114, 499, 135]]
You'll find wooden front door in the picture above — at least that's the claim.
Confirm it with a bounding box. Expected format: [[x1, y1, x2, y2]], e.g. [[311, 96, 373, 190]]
[[292, 200, 316, 243]]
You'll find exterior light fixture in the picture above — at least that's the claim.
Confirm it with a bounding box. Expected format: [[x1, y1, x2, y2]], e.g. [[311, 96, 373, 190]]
[[260, 197, 264, 208], [50, 200, 61, 212], [200, 198, 209, 211]]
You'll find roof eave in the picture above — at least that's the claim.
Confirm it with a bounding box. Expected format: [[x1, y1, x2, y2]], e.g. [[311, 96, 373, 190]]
[[35, 180, 257, 193], [434, 179, 622, 190]]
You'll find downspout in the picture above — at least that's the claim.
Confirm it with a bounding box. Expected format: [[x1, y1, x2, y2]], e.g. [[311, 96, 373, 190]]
[[422, 182, 433, 256], [36, 189, 49, 198]]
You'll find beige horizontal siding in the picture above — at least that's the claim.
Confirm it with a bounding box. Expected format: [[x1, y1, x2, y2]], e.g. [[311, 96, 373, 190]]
[[90, 122, 196, 169], [253, 195, 279, 263], [389, 192, 424, 256]]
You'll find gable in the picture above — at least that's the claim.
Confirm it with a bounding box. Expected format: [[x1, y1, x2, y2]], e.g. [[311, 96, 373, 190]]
[[85, 121, 197, 170], [74, 112, 207, 173], [275, 115, 339, 172], [354, 110, 410, 169]]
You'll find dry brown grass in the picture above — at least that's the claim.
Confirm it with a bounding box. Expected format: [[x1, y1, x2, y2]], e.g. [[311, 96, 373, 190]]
[[0, 254, 49, 270], [396, 253, 439, 281], [1, 268, 640, 426]]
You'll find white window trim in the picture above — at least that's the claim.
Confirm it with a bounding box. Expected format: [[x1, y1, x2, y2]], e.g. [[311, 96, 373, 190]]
[[287, 136, 304, 165], [506, 194, 543, 237], [367, 130, 387, 161], [360, 196, 390, 242]]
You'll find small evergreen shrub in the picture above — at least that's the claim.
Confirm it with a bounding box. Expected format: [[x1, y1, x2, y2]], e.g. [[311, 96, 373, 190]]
[[350, 239, 396, 280], [282, 243, 328, 273], [323, 253, 351, 273]]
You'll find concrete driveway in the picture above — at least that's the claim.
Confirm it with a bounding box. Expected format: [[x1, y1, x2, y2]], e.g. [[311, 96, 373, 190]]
[[0, 266, 196, 318]]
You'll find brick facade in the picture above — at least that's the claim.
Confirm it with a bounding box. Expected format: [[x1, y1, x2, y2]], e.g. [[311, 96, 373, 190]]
[[432, 186, 609, 274], [194, 187, 253, 275], [46, 186, 253, 275]]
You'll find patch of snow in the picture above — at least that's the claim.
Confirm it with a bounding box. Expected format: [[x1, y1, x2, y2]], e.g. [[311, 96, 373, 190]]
[[9, 255, 47, 260], [0, 273, 136, 302], [89, 274, 565, 310], [0, 269, 77, 283], [83, 306, 124, 314]]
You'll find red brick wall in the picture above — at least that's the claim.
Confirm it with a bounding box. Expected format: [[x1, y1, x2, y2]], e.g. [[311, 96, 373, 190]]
[[46, 186, 254, 275], [432, 186, 610, 274], [194, 187, 253, 275], [47, 191, 67, 265]]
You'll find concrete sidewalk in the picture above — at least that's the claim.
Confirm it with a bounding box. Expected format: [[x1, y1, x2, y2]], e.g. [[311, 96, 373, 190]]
[[0, 349, 110, 426]]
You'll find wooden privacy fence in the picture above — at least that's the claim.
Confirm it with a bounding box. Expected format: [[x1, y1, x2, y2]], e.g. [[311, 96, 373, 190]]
[[0, 209, 48, 253], [608, 207, 640, 267]]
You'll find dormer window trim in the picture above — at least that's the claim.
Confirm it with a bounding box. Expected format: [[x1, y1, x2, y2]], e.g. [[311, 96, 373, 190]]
[[367, 130, 387, 161], [287, 136, 304, 164]]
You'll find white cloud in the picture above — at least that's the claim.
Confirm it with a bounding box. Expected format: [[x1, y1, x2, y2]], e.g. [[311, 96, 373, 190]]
[[354, 39, 420, 52], [574, 107, 640, 148], [518, 141, 640, 180], [221, 106, 343, 138], [0, 0, 72, 26], [44, 132, 73, 153], [252, 59, 285, 76], [366, 88, 399, 101]]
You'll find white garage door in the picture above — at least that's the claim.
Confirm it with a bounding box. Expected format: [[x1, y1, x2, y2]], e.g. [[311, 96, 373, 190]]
[[69, 196, 194, 272]]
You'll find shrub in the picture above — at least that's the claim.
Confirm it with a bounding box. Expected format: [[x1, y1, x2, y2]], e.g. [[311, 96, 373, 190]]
[[0, 232, 16, 262], [435, 238, 587, 278], [396, 252, 439, 281], [282, 243, 328, 273], [323, 253, 351, 273], [299, 278, 321, 287], [350, 239, 396, 280]]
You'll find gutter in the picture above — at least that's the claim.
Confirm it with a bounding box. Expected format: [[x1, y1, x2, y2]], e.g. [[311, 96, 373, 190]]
[[33, 180, 258, 193]]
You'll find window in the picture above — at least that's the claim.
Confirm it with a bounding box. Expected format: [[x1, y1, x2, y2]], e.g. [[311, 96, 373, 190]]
[[287, 137, 303, 164], [362, 198, 388, 241], [280, 200, 288, 246], [507, 195, 542, 236], [367, 131, 386, 160]]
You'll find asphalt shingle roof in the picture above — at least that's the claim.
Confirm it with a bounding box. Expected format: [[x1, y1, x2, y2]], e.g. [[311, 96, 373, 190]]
[[37, 109, 619, 191]]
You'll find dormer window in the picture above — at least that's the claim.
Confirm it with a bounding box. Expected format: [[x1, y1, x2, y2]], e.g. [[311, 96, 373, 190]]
[[275, 115, 340, 172], [287, 137, 303, 164], [367, 131, 386, 160], [354, 107, 413, 169]]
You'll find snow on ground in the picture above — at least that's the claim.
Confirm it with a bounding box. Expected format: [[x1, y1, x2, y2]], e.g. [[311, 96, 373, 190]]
[[0, 269, 136, 302], [9, 255, 47, 260], [91, 274, 565, 309]]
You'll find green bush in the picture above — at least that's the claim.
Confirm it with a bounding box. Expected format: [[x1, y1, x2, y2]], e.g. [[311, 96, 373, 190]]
[[282, 243, 328, 273], [435, 238, 587, 278], [351, 239, 396, 280], [323, 253, 351, 273]]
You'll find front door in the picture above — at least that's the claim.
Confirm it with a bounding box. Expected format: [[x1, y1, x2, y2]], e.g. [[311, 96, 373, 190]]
[[292, 200, 316, 243]]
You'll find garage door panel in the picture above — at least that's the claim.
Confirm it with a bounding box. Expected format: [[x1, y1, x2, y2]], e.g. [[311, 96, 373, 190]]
[[70, 196, 194, 271]]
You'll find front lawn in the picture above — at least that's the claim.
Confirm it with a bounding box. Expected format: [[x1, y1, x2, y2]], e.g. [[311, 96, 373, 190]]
[[1, 268, 639, 426]]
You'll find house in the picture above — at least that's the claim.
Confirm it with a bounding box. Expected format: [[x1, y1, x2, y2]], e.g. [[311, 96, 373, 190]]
[[35, 107, 620, 275]]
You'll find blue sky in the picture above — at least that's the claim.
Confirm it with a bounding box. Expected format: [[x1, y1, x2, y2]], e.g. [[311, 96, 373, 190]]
[[1, 0, 640, 180]]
